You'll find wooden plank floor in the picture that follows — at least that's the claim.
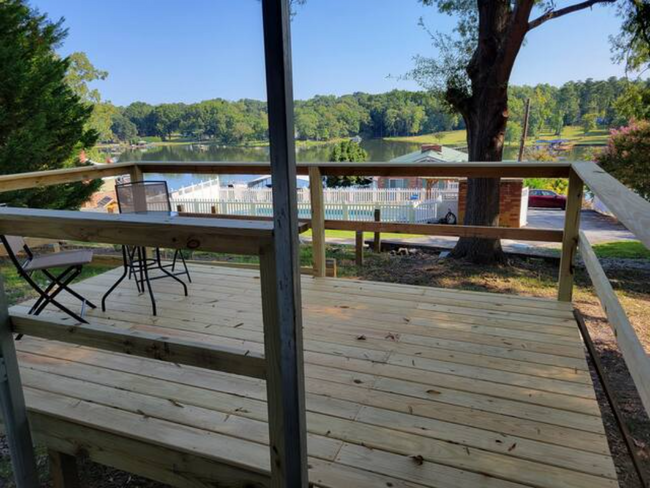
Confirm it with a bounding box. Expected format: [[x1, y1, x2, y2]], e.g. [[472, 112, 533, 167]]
[[11, 264, 618, 488]]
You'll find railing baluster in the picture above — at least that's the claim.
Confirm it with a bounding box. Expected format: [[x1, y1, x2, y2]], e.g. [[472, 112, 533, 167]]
[[558, 168, 584, 301]]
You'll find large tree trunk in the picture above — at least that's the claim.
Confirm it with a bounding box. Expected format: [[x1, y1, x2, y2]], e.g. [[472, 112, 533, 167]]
[[450, 0, 533, 264], [451, 90, 509, 263]]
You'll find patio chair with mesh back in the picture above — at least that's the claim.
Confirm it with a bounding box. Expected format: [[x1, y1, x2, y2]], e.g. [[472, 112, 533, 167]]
[[1, 236, 96, 323], [101, 180, 191, 315]]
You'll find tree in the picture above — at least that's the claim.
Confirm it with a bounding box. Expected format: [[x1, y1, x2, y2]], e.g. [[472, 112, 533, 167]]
[[65, 52, 116, 142], [581, 112, 600, 133], [124, 102, 155, 136], [411, 0, 616, 263], [0, 0, 102, 209], [611, 0, 650, 73], [65, 52, 107, 103], [111, 113, 138, 142], [505, 120, 523, 145], [613, 82, 650, 122], [597, 119, 650, 199], [326, 140, 371, 187]]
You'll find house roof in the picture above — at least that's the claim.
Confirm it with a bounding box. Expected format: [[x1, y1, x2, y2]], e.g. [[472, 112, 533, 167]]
[[247, 175, 310, 187], [390, 145, 468, 164]]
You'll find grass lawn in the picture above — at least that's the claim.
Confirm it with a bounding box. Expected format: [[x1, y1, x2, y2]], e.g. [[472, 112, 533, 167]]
[[302, 229, 424, 240], [592, 240, 650, 259], [0, 261, 116, 306], [385, 130, 469, 146], [385, 125, 610, 147]]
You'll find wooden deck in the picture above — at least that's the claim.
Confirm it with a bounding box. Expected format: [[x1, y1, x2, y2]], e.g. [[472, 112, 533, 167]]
[[11, 264, 618, 488]]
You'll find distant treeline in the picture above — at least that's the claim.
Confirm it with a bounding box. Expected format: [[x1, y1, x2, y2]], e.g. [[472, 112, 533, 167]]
[[107, 77, 648, 144]]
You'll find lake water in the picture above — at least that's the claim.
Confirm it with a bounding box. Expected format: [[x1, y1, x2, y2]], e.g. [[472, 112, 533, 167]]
[[116, 139, 599, 191]]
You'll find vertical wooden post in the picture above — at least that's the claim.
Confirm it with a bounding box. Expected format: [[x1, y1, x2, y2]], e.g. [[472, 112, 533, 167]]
[[49, 450, 79, 488], [558, 169, 584, 301], [373, 208, 381, 252], [355, 231, 364, 266], [0, 278, 38, 487], [326, 258, 337, 278], [129, 164, 144, 183], [309, 166, 326, 277], [261, 0, 308, 486]]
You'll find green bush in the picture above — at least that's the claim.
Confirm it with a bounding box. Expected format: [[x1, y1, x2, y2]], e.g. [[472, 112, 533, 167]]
[[597, 120, 650, 200]]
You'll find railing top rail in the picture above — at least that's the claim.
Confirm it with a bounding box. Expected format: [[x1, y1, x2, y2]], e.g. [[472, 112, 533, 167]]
[[572, 162, 650, 250], [0, 162, 135, 193], [131, 160, 571, 178], [0, 160, 576, 193]]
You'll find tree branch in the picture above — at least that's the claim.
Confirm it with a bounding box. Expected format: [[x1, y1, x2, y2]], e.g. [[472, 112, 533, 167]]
[[528, 0, 617, 31]]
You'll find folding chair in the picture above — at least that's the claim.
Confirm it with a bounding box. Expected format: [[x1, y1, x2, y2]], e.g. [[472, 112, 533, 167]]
[[1, 236, 96, 323]]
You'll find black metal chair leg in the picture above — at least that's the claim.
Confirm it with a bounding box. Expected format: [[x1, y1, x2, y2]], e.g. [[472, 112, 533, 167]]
[[42, 268, 97, 309], [156, 249, 188, 296], [126, 245, 143, 293], [37, 297, 87, 324], [102, 246, 130, 312], [139, 247, 157, 316], [29, 267, 74, 314], [34, 267, 82, 316]]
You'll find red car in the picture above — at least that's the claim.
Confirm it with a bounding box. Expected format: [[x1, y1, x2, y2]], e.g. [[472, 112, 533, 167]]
[[528, 189, 567, 209]]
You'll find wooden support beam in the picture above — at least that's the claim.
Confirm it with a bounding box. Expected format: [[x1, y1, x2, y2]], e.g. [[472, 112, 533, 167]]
[[309, 167, 326, 277], [10, 313, 266, 379], [48, 450, 79, 488], [558, 169, 584, 301], [579, 232, 650, 414], [129, 164, 144, 183], [355, 231, 364, 266], [325, 219, 564, 242], [0, 279, 38, 488], [261, 0, 308, 485], [373, 208, 381, 252], [178, 211, 561, 242], [0, 207, 287, 256]]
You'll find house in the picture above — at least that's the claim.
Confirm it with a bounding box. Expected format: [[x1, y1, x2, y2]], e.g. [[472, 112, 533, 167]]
[[376, 144, 468, 189]]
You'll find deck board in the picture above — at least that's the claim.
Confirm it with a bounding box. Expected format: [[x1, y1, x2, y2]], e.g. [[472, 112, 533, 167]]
[[11, 264, 618, 488]]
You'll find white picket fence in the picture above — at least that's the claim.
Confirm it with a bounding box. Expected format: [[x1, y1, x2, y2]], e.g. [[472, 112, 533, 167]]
[[172, 183, 458, 204], [170, 196, 459, 224]]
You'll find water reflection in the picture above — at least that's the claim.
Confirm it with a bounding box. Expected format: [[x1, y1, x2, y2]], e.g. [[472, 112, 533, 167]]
[[116, 139, 600, 190]]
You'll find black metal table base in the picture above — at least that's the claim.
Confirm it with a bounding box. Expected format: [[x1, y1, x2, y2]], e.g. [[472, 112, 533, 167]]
[[101, 246, 190, 316]]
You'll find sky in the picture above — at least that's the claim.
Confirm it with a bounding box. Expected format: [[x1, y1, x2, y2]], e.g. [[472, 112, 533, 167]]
[[30, 0, 627, 106]]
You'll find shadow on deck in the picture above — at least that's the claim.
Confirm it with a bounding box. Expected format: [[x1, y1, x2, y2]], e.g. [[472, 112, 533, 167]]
[[11, 264, 617, 488]]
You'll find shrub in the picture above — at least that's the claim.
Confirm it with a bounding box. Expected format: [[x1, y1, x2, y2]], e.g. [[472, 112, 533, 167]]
[[596, 120, 650, 200]]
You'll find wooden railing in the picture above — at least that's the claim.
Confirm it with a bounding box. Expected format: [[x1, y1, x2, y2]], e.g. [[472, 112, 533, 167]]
[[1, 158, 649, 479], [0, 161, 311, 487], [568, 162, 650, 414]]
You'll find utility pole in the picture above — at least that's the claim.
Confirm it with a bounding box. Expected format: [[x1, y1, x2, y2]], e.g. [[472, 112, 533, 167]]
[[518, 98, 531, 162]]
